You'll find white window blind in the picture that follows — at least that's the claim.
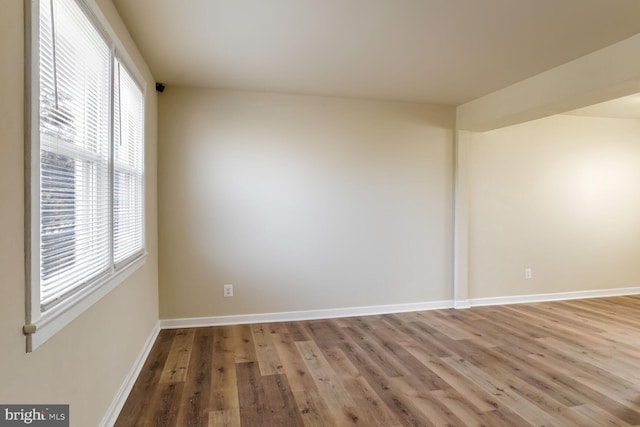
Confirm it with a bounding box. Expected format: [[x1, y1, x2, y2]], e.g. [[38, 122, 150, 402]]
[[113, 61, 145, 265], [34, 0, 145, 314], [39, 0, 112, 310]]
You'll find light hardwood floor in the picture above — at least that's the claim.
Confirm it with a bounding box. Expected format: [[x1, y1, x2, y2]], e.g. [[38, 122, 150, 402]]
[[115, 295, 640, 426]]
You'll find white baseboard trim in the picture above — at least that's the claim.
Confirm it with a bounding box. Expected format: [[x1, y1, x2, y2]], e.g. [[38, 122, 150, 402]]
[[469, 286, 640, 307], [453, 300, 471, 309], [159, 287, 640, 329], [101, 321, 161, 427], [160, 300, 455, 329]]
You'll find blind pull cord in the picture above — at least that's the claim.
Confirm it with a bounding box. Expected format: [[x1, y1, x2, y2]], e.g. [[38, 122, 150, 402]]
[[49, 0, 59, 110], [118, 64, 123, 146]]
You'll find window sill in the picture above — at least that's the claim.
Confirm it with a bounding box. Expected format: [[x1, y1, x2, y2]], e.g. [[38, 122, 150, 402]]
[[25, 254, 147, 352]]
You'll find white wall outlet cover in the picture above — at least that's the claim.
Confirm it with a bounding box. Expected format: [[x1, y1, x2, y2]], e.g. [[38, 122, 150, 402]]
[[223, 284, 234, 297]]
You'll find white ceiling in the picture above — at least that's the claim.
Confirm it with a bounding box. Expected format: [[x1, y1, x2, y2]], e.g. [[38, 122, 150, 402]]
[[113, 0, 640, 105]]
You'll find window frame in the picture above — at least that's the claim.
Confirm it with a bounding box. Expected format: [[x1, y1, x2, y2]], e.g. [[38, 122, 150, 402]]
[[24, 0, 147, 352]]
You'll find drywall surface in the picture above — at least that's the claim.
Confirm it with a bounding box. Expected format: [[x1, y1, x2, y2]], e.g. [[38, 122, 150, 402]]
[[469, 114, 640, 298], [158, 89, 454, 319]]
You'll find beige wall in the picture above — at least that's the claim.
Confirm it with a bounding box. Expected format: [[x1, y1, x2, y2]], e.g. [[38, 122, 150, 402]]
[[158, 89, 454, 319], [468, 114, 640, 299], [0, 1, 158, 425]]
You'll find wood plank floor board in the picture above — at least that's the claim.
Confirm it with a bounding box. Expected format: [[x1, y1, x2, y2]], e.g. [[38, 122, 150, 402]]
[[176, 327, 214, 427], [159, 329, 196, 384], [210, 327, 241, 419], [260, 373, 304, 427], [233, 325, 258, 364], [235, 362, 268, 426], [150, 382, 184, 427], [116, 296, 640, 426], [251, 324, 285, 376]]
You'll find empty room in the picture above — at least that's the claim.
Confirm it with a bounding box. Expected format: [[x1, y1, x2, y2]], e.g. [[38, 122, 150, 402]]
[[2, 0, 640, 426]]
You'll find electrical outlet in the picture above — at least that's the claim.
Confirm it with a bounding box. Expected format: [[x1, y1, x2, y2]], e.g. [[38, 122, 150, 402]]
[[525, 268, 532, 280], [223, 284, 234, 297]]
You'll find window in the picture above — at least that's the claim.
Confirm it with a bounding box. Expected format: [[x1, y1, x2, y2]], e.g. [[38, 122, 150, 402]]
[[25, 0, 146, 351]]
